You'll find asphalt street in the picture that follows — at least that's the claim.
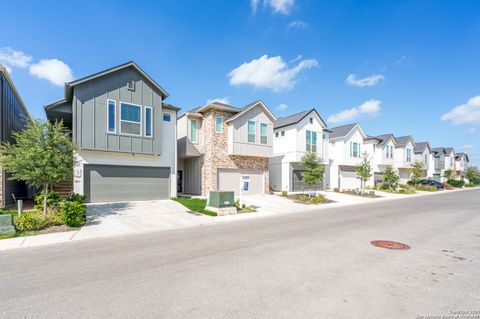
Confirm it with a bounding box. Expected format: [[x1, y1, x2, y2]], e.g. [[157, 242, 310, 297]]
[[1, 189, 479, 318]]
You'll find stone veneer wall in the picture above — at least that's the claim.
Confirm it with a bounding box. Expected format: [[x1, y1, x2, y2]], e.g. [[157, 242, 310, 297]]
[[200, 109, 269, 196]]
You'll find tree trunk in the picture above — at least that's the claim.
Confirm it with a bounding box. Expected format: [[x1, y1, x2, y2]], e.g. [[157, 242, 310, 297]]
[[43, 183, 48, 214]]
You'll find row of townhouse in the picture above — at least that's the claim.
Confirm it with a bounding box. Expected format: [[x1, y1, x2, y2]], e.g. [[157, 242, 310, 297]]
[[2, 61, 470, 205]]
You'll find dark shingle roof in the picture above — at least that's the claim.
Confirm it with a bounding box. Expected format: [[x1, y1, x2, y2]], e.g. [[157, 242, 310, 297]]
[[274, 109, 313, 129], [395, 135, 413, 147], [329, 123, 358, 139], [444, 147, 454, 154], [414, 141, 430, 154], [371, 134, 395, 146], [455, 152, 469, 161]]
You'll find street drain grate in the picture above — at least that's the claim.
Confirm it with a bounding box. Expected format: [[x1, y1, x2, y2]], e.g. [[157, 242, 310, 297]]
[[371, 240, 411, 250]]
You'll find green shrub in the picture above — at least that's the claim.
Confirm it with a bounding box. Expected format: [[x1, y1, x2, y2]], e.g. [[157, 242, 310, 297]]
[[34, 191, 62, 211], [14, 212, 48, 231], [447, 179, 464, 188], [416, 185, 437, 192], [311, 195, 326, 204], [281, 191, 288, 196], [333, 188, 340, 193], [61, 201, 86, 227], [66, 193, 87, 203], [298, 194, 309, 202]]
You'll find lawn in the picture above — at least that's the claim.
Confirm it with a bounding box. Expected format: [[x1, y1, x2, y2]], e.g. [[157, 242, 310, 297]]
[[173, 198, 217, 216]]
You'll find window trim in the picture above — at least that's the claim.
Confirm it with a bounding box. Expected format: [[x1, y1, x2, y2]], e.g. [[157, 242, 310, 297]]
[[119, 102, 143, 137], [350, 141, 360, 158], [260, 122, 268, 145], [144, 106, 153, 138], [281, 130, 285, 137], [215, 116, 223, 133], [163, 113, 171, 122], [189, 118, 198, 144], [106, 99, 116, 134], [247, 120, 256, 143]]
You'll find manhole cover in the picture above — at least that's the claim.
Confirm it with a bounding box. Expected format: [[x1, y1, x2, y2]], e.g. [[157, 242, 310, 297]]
[[371, 240, 411, 250]]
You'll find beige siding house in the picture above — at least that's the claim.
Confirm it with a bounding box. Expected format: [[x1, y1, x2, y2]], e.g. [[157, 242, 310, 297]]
[[177, 100, 276, 196]]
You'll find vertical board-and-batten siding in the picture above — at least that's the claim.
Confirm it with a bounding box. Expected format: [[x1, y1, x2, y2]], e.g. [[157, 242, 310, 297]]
[[73, 67, 163, 155]]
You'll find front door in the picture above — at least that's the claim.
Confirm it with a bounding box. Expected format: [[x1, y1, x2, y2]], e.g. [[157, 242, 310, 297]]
[[177, 170, 183, 193]]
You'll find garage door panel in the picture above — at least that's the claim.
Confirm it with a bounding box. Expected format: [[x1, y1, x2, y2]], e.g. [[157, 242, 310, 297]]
[[85, 165, 170, 203], [292, 169, 323, 191], [340, 171, 358, 190]]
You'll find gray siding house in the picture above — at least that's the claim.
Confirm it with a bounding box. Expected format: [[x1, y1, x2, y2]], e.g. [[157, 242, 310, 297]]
[[0, 65, 30, 207], [45, 62, 179, 203]]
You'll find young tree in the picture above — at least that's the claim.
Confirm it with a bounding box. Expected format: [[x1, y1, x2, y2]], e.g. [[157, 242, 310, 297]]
[[382, 165, 400, 189], [0, 119, 76, 213], [443, 169, 454, 181], [300, 152, 325, 196], [464, 166, 480, 185], [410, 161, 424, 185], [356, 152, 372, 189]]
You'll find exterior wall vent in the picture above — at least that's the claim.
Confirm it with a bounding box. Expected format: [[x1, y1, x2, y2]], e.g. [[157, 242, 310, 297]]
[[127, 81, 135, 91]]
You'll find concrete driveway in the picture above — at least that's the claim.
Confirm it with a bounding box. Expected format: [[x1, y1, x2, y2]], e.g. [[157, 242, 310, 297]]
[[74, 200, 211, 240]]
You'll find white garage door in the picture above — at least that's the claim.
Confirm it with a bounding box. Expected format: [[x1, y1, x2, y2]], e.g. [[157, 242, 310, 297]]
[[340, 171, 358, 190], [217, 169, 264, 195]]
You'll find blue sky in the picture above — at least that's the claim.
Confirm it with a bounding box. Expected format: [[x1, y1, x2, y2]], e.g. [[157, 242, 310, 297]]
[[1, 0, 480, 165]]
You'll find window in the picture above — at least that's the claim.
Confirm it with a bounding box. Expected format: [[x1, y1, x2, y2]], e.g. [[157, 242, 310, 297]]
[[424, 154, 428, 164], [260, 123, 268, 144], [189, 119, 198, 143], [120, 103, 141, 135], [248, 121, 256, 143], [275, 132, 279, 138], [306, 130, 317, 152], [309, 117, 313, 124], [107, 100, 116, 133], [163, 113, 171, 122], [322, 133, 327, 140], [385, 145, 393, 158], [406, 149, 412, 162], [215, 116, 223, 133], [373, 144, 376, 152], [144, 107, 153, 137], [281, 131, 285, 136], [350, 142, 360, 158]]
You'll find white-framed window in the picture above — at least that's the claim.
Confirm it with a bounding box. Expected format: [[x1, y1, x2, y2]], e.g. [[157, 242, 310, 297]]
[[248, 121, 256, 143], [424, 154, 428, 165], [281, 130, 285, 136], [385, 145, 393, 158], [163, 113, 171, 122], [144, 106, 153, 137], [309, 117, 313, 124], [260, 123, 268, 144], [406, 149, 412, 162], [189, 119, 198, 143], [306, 130, 317, 152], [350, 141, 360, 158], [215, 116, 223, 133], [275, 132, 279, 138], [107, 99, 116, 133], [120, 102, 142, 136]]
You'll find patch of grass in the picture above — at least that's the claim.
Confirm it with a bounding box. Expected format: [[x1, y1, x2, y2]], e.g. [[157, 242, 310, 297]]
[[173, 197, 217, 216], [0, 209, 18, 215]]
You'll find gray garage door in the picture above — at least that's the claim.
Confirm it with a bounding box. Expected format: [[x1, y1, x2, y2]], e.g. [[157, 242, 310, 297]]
[[292, 169, 323, 192], [84, 165, 170, 203], [217, 169, 264, 196]]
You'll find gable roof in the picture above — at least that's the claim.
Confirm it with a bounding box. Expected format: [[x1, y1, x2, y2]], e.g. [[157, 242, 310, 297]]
[[414, 141, 431, 154], [394, 135, 416, 148], [455, 152, 469, 161], [329, 123, 367, 140], [64, 61, 169, 101], [444, 147, 455, 155], [274, 108, 326, 129], [0, 65, 31, 119], [225, 100, 276, 123], [370, 134, 397, 146]]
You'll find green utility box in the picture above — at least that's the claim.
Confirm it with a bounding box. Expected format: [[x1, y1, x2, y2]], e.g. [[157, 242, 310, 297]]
[[208, 191, 235, 208], [0, 214, 15, 235]]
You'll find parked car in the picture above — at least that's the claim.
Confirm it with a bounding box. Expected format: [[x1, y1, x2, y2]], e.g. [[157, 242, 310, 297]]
[[408, 179, 445, 189]]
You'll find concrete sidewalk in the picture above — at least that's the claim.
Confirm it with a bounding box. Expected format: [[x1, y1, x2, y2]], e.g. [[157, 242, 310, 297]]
[[0, 187, 476, 251]]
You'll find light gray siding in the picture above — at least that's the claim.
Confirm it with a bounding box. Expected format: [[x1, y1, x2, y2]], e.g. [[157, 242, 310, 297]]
[[183, 157, 201, 195], [73, 67, 163, 155]]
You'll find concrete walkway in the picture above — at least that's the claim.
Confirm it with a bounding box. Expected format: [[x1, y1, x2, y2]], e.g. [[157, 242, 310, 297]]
[[0, 187, 476, 251]]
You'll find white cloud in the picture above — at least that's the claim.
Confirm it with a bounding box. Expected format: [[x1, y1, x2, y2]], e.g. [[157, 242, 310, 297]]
[[29, 59, 73, 86], [4, 65, 12, 73], [468, 128, 477, 134], [395, 55, 407, 64], [462, 144, 474, 150], [346, 74, 385, 87], [228, 54, 318, 92], [276, 103, 288, 111], [441, 96, 480, 125], [287, 20, 307, 29], [207, 97, 230, 105], [251, 0, 295, 15], [327, 99, 381, 124], [0, 47, 32, 69]]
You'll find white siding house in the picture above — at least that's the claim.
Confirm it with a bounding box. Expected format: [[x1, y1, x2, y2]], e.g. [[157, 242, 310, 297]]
[[270, 109, 328, 192]]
